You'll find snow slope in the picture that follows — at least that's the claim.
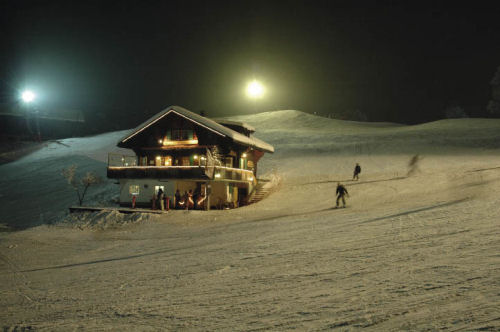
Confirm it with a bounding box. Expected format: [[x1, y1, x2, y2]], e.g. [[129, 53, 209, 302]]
[[1, 111, 500, 330]]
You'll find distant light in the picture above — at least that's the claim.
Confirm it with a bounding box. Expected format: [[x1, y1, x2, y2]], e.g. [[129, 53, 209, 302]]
[[158, 139, 163, 144], [194, 155, 198, 160], [21, 90, 36, 103], [246, 80, 265, 99], [156, 156, 161, 160], [215, 173, 221, 178], [242, 153, 247, 158]]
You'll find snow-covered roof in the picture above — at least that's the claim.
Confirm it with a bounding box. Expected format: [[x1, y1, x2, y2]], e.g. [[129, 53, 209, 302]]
[[118, 105, 274, 153], [213, 119, 256, 134]]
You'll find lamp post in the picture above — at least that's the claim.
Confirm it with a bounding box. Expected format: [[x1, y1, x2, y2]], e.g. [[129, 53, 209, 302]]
[[246, 80, 265, 112], [20, 90, 41, 141]]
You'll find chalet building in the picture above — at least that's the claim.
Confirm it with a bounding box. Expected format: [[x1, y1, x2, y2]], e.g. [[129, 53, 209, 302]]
[[107, 105, 274, 209]]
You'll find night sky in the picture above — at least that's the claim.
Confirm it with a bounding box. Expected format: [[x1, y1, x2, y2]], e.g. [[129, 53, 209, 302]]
[[2, 1, 500, 129]]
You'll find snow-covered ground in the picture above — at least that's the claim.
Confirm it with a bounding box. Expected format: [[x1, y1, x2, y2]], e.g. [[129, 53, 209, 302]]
[[1, 110, 500, 330]]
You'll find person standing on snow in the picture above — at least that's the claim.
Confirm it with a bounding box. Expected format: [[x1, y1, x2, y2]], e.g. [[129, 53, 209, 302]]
[[353, 163, 361, 180], [336, 182, 349, 208], [174, 189, 181, 209], [158, 188, 165, 211]]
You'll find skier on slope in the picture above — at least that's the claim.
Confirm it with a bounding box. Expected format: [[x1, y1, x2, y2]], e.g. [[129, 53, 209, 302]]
[[353, 163, 361, 180], [336, 182, 349, 208]]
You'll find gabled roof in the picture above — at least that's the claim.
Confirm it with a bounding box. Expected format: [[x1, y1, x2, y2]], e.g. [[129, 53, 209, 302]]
[[118, 105, 274, 153]]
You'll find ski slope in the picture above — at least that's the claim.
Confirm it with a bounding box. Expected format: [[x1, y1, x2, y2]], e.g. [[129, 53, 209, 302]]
[[1, 110, 500, 330]]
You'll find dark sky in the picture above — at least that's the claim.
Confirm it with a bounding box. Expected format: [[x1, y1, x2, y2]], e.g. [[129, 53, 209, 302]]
[[2, 0, 500, 127]]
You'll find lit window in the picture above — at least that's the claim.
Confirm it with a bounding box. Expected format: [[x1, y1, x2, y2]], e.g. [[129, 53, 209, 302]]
[[129, 185, 140, 195], [154, 186, 164, 195]]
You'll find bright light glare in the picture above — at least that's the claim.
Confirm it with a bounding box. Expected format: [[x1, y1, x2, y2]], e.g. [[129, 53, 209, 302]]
[[21, 90, 36, 103], [246, 80, 265, 98]]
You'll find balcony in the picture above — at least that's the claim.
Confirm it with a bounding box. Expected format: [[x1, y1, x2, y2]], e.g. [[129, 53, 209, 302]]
[[107, 153, 255, 182]]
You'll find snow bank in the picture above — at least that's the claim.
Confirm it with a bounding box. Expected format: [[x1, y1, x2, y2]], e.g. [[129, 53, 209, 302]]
[[61, 209, 158, 230]]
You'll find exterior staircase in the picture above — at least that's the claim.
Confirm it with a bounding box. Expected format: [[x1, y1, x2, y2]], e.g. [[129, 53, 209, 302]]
[[247, 177, 279, 205]]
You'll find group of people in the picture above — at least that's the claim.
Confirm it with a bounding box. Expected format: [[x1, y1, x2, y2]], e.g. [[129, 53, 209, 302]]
[[153, 188, 206, 211], [174, 189, 206, 210]]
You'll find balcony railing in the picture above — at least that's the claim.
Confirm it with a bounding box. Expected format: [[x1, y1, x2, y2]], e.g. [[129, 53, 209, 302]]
[[107, 153, 254, 182], [108, 154, 138, 167]]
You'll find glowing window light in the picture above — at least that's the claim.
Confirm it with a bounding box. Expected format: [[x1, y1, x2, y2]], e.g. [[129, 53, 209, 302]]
[[162, 139, 198, 146]]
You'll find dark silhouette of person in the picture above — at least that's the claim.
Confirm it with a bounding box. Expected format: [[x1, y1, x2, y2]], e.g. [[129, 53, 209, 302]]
[[182, 191, 189, 210], [336, 182, 349, 208], [187, 189, 194, 210], [353, 163, 361, 180], [157, 188, 164, 210], [174, 189, 181, 209], [407, 154, 421, 176]]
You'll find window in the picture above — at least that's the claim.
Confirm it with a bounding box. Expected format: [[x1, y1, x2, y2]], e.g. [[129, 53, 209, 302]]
[[129, 185, 140, 195], [171, 129, 193, 141], [154, 186, 164, 195]]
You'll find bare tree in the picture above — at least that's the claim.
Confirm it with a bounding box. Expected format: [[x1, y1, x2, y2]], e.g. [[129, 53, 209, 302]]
[[62, 165, 103, 206]]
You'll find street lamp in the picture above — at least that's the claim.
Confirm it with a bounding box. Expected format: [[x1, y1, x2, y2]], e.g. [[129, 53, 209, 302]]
[[245, 80, 265, 113], [246, 80, 265, 99], [21, 90, 36, 103], [20, 90, 41, 141]]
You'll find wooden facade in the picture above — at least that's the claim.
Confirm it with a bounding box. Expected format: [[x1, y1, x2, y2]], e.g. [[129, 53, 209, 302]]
[[107, 106, 274, 209]]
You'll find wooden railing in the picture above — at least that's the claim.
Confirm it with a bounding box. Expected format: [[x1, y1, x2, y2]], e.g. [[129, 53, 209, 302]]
[[107, 153, 255, 182]]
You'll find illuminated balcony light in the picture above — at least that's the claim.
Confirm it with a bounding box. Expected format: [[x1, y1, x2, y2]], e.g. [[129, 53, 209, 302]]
[[156, 156, 161, 160], [162, 139, 199, 146], [242, 153, 247, 158], [215, 173, 221, 178], [193, 155, 198, 159]]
